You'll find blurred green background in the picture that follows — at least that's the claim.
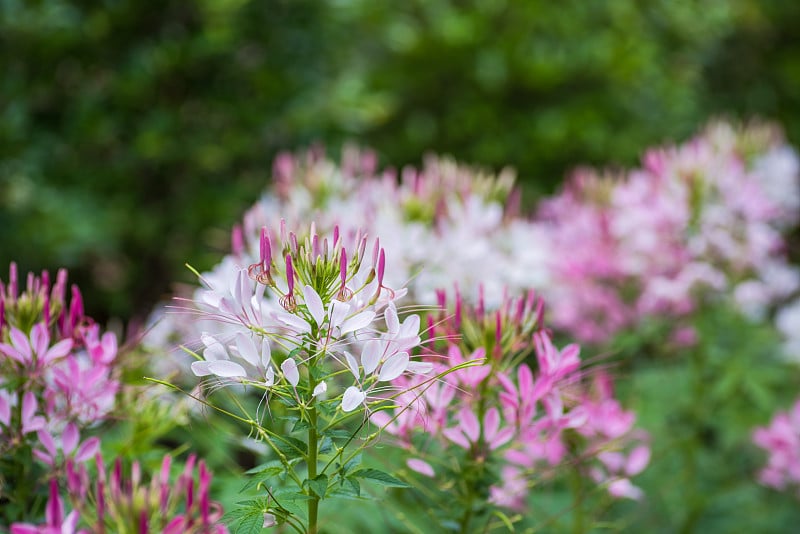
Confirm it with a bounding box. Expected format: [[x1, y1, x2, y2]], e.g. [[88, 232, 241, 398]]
[[1, 0, 799, 323]]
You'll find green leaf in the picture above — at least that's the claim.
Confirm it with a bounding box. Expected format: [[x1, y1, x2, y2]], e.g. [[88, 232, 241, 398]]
[[246, 459, 285, 477], [274, 436, 308, 457], [307, 474, 329, 498], [351, 468, 409, 488]]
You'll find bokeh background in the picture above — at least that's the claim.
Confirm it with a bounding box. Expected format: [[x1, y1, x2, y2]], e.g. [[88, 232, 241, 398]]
[[2, 0, 799, 324]]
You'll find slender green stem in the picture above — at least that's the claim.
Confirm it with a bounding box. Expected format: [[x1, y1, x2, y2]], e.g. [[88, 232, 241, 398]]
[[308, 375, 320, 534], [570, 464, 585, 534]]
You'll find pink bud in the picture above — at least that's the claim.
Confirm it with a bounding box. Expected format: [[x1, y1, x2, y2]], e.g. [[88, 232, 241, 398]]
[[69, 285, 84, 332], [339, 248, 347, 287], [9, 262, 18, 300], [333, 225, 340, 248], [285, 254, 295, 295], [259, 226, 271, 269], [377, 248, 386, 286], [232, 225, 244, 257]]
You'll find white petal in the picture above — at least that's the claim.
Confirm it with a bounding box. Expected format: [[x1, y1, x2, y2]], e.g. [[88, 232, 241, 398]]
[[236, 334, 260, 366], [341, 386, 366, 412], [200, 332, 218, 348], [274, 310, 312, 334], [361, 339, 383, 375], [344, 351, 360, 378], [281, 358, 300, 387], [379, 352, 409, 382], [303, 285, 325, 327], [313, 381, 327, 398], [191, 361, 214, 376], [406, 361, 434, 374], [264, 365, 275, 386], [385, 304, 399, 335], [340, 311, 376, 335], [328, 301, 351, 331], [207, 360, 247, 378], [203, 342, 228, 362], [399, 314, 421, 337], [260, 338, 272, 368]]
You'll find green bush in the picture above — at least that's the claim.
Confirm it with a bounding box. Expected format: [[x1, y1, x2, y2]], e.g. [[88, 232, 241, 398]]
[[1, 0, 798, 321]]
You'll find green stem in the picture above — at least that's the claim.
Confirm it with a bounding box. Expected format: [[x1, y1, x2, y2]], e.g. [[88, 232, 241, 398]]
[[570, 464, 585, 534], [308, 377, 319, 534]]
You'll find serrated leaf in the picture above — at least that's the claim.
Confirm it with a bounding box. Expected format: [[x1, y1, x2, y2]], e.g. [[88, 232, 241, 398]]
[[307, 474, 329, 498], [292, 418, 311, 432], [319, 436, 334, 455], [274, 436, 307, 457], [351, 468, 409, 488], [246, 459, 285, 476], [323, 428, 354, 440]]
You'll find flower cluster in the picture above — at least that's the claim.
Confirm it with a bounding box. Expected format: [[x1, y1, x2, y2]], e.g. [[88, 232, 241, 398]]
[[181, 221, 432, 413], [539, 121, 800, 343], [753, 399, 800, 495], [372, 290, 649, 523], [0, 263, 119, 521], [11, 453, 228, 533]]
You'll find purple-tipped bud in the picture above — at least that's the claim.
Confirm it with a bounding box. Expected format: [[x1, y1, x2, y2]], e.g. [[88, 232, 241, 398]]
[[199, 461, 211, 522], [285, 254, 295, 295], [69, 285, 84, 333], [41, 270, 50, 296], [454, 289, 462, 329], [47, 478, 63, 525], [9, 262, 18, 301], [232, 225, 245, 257], [477, 285, 485, 319], [436, 289, 446, 310], [259, 226, 271, 270], [111, 458, 122, 503], [280, 219, 288, 247], [333, 225, 340, 249], [377, 248, 386, 287], [289, 232, 298, 255], [357, 235, 367, 263], [339, 248, 347, 287], [43, 292, 51, 325], [53, 268, 68, 302], [371, 238, 380, 268], [311, 233, 321, 263], [495, 311, 503, 345], [26, 271, 34, 294], [0, 298, 4, 331], [160, 455, 172, 514], [139, 510, 149, 534]]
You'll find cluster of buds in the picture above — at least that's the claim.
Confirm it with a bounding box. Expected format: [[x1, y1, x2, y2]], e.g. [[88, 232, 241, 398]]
[[11, 454, 228, 533]]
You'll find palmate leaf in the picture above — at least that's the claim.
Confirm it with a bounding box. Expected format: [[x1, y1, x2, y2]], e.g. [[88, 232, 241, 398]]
[[351, 468, 409, 488]]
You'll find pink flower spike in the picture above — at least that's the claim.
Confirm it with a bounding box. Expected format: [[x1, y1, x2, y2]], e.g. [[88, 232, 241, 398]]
[[377, 248, 386, 286], [69, 285, 84, 332]]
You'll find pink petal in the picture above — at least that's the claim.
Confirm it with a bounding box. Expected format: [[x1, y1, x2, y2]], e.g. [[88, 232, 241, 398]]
[[31, 323, 49, 360], [625, 445, 651, 476], [443, 427, 470, 449], [10, 327, 32, 363], [10, 524, 40, 534], [62, 423, 79, 455], [483, 408, 501, 441], [44, 339, 73, 363], [74, 438, 100, 463], [489, 427, 515, 450], [460, 408, 480, 443], [38, 429, 58, 458], [407, 458, 435, 477], [0, 342, 24, 363]]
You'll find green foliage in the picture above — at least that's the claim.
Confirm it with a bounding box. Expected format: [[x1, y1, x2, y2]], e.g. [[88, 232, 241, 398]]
[[2, 1, 800, 322]]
